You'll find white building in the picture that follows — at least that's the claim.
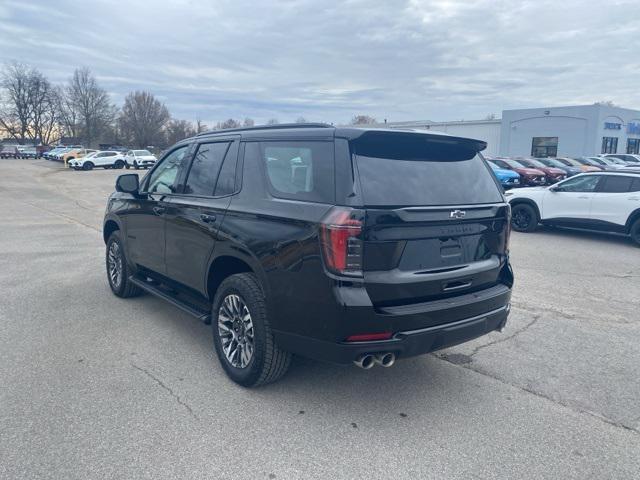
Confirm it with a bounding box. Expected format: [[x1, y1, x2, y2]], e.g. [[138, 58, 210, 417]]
[[367, 104, 640, 158], [499, 104, 640, 157]]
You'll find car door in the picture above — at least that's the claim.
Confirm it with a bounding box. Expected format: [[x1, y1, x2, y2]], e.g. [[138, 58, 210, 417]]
[[541, 175, 602, 222], [92, 152, 106, 166], [590, 175, 638, 227], [163, 138, 239, 293], [124, 145, 192, 275]]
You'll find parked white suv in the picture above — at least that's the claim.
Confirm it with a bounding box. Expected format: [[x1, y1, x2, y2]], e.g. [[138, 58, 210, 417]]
[[124, 150, 157, 169], [69, 151, 126, 170], [505, 172, 640, 245]]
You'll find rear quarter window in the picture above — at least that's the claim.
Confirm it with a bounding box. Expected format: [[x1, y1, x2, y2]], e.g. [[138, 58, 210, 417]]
[[258, 141, 335, 203]]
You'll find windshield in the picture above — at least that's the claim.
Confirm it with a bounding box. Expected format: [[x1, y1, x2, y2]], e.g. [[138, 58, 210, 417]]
[[134, 150, 152, 156], [84, 152, 97, 158], [505, 159, 527, 168]]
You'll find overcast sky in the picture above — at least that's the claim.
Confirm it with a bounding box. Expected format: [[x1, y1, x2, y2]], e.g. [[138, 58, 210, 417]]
[[1, 0, 638, 125]]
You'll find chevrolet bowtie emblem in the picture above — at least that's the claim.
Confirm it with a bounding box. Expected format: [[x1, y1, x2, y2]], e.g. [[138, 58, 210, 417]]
[[449, 210, 466, 219]]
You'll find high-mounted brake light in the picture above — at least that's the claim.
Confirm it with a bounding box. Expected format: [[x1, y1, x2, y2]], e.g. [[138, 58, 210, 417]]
[[320, 207, 364, 276]]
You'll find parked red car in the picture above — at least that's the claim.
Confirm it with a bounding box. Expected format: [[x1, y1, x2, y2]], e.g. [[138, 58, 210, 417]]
[[513, 158, 567, 183], [490, 158, 547, 186]]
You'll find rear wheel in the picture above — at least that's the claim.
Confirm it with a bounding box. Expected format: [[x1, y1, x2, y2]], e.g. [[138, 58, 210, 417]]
[[631, 219, 640, 246], [511, 203, 538, 232], [106, 231, 142, 298], [212, 273, 291, 387], [83, 161, 94, 171]]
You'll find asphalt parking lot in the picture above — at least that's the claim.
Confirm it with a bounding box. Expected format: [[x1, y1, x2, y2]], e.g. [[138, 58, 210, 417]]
[[1, 159, 639, 479]]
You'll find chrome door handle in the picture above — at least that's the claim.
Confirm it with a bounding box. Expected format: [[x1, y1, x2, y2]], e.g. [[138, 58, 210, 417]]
[[200, 213, 217, 223]]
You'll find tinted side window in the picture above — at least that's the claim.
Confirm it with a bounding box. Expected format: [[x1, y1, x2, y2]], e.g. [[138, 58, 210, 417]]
[[600, 176, 633, 193], [631, 178, 640, 192], [557, 175, 600, 193], [214, 141, 239, 196], [183, 142, 230, 196], [260, 141, 334, 203], [147, 146, 189, 194]]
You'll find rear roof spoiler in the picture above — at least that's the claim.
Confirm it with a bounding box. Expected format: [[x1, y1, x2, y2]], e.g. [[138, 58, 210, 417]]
[[336, 128, 487, 152]]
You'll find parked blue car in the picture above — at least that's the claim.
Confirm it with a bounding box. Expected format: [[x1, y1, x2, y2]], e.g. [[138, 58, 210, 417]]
[[487, 160, 521, 189]]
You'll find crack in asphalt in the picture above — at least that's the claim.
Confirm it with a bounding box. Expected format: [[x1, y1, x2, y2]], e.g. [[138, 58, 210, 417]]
[[0, 195, 101, 233], [440, 356, 640, 435], [518, 265, 640, 280], [468, 314, 541, 358], [131, 363, 198, 420]]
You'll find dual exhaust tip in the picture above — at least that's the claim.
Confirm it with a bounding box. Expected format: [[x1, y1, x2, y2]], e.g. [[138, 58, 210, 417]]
[[354, 352, 396, 369]]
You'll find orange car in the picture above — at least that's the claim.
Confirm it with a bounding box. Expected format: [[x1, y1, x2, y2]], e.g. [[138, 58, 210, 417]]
[[554, 157, 601, 172], [61, 148, 96, 164]]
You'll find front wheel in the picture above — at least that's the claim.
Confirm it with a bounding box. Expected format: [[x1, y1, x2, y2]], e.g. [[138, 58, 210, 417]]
[[106, 231, 142, 298], [114, 160, 125, 169], [631, 219, 640, 246], [511, 203, 539, 232], [212, 273, 291, 387], [133, 160, 139, 170], [82, 162, 94, 171]]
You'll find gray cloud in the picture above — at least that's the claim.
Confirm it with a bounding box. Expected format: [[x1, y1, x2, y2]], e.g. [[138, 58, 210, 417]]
[[1, 0, 638, 124]]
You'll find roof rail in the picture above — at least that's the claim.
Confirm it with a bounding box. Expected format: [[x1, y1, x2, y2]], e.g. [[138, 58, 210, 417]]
[[196, 122, 333, 137]]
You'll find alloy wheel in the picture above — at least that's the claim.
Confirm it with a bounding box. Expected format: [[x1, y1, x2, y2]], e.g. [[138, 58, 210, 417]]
[[513, 209, 531, 230], [107, 241, 123, 289], [217, 294, 255, 368]]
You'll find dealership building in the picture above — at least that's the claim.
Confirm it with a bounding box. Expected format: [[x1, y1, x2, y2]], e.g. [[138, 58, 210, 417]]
[[375, 104, 640, 158]]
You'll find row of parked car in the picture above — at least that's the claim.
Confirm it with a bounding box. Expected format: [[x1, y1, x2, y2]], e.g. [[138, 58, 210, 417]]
[[0, 145, 44, 159], [42, 146, 158, 170], [487, 154, 640, 189]]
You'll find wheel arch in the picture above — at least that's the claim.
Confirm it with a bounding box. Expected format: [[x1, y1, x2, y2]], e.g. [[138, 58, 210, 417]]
[[206, 253, 269, 302], [509, 198, 541, 220], [103, 218, 121, 244], [625, 208, 640, 233]]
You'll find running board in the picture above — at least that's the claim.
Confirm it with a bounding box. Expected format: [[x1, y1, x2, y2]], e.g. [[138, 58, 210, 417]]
[[129, 276, 211, 324]]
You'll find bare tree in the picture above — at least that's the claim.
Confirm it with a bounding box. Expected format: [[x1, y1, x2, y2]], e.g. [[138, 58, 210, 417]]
[[0, 62, 35, 143], [195, 117, 208, 134], [29, 71, 60, 145], [119, 91, 170, 148], [66, 68, 114, 146], [217, 118, 241, 129], [266, 118, 279, 125], [165, 118, 196, 145], [295, 116, 307, 123], [243, 117, 255, 127], [350, 115, 376, 125]]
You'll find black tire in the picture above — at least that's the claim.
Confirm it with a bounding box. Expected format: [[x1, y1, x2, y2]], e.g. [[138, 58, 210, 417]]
[[133, 161, 139, 170], [83, 161, 94, 171], [114, 159, 125, 169], [125, 163, 130, 169], [212, 273, 291, 387], [630, 219, 640, 246], [511, 203, 538, 232], [106, 231, 143, 298]]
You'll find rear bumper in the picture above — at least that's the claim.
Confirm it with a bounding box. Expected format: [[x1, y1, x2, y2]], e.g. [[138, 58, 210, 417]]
[[274, 289, 511, 365]]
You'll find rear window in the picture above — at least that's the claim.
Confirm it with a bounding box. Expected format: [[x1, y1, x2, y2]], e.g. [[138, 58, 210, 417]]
[[351, 135, 502, 206]]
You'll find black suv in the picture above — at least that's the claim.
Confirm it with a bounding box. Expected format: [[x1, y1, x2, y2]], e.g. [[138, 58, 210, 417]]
[[104, 124, 513, 387]]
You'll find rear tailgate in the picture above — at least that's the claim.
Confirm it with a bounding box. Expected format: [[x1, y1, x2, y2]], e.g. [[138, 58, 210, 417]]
[[348, 130, 510, 322], [362, 204, 510, 308]]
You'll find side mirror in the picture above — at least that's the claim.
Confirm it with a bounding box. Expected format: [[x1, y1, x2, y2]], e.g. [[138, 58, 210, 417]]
[[115, 174, 139, 194], [550, 186, 561, 192]]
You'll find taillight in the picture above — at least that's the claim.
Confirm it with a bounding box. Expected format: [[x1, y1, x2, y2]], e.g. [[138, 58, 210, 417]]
[[346, 332, 392, 342], [319, 207, 364, 276], [505, 204, 512, 252]]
